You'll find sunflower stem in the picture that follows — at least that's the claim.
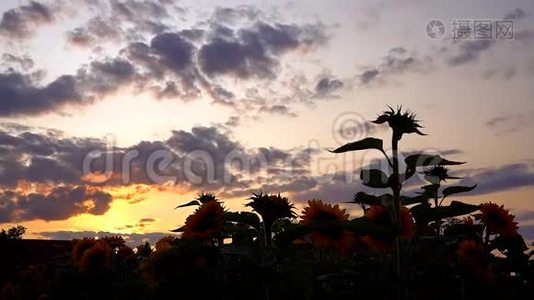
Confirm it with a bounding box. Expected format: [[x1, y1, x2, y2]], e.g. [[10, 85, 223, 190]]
[[264, 219, 273, 247], [391, 132, 403, 300]]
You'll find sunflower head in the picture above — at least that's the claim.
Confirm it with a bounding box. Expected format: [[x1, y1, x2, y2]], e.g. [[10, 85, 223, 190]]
[[79, 241, 112, 272], [372, 106, 425, 140], [117, 246, 134, 261], [196, 192, 218, 203], [246, 192, 295, 224], [300, 199, 352, 250], [72, 238, 97, 264], [364, 205, 414, 251], [101, 236, 126, 249], [155, 236, 176, 252], [136, 242, 152, 257], [477, 202, 518, 236], [422, 166, 460, 184], [457, 239, 486, 268], [183, 200, 225, 240]]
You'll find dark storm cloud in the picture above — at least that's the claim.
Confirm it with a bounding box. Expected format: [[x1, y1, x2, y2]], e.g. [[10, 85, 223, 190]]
[[313, 78, 343, 98], [0, 1, 54, 39], [0, 185, 112, 222], [357, 47, 431, 86]]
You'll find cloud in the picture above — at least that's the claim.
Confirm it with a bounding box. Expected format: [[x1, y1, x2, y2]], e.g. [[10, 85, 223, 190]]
[[199, 22, 326, 79], [359, 69, 379, 85], [357, 47, 432, 86], [35, 230, 174, 246], [485, 111, 534, 135], [258, 105, 297, 117], [0, 1, 54, 39], [444, 8, 527, 67], [313, 78, 344, 98], [1, 4, 330, 117], [0, 55, 142, 116], [65, 0, 180, 46], [515, 210, 534, 222], [1, 53, 34, 70], [454, 163, 534, 195], [503, 8, 528, 20], [0, 185, 112, 222], [0, 123, 319, 193], [446, 40, 494, 67], [0, 71, 81, 116]]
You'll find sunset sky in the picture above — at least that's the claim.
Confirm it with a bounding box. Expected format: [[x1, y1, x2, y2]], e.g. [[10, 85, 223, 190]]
[[1, 0, 533, 245]]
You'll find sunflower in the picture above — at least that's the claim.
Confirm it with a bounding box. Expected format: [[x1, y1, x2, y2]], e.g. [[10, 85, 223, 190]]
[[246, 192, 295, 224], [478, 202, 518, 236], [457, 239, 485, 265], [101, 236, 126, 249], [79, 241, 112, 272], [155, 236, 175, 252], [372, 106, 425, 140], [364, 205, 414, 251], [422, 166, 461, 184], [117, 246, 134, 261], [300, 199, 353, 250], [72, 238, 97, 264], [182, 200, 225, 240]]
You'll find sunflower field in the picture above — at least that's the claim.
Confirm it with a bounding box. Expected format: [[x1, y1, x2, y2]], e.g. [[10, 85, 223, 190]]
[[1, 107, 533, 300]]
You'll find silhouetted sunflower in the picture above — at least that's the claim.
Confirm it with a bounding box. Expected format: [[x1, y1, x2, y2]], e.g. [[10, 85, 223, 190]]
[[79, 241, 112, 272], [372, 106, 425, 140], [422, 166, 461, 184], [457, 239, 494, 281], [300, 199, 353, 250], [183, 201, 225, 240], [72, 238, 97, 264], [246, 192, 295, 224], [155, 236, 175, 252], [101, 236, 126, 249], [457, 239, 485, 265], [364, 205, 414, 251], [117, 246, 134, 261], [477, 202, 518, 236]]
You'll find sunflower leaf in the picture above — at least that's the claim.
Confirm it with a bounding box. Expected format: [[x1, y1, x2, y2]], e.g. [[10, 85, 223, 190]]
[[410, 201, 479, 223], [175, 200, 201, 209], [344, 217, 394, 237], [170, 225, 185, 232], [405, 154, 465, 169], [352, 192, 392, 205], [401, 194, 429, 205], [329, 137, 383, 153], [360, 169, 390, 188], [442, 185, 477, 199], [223, 212, 262, 231]]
